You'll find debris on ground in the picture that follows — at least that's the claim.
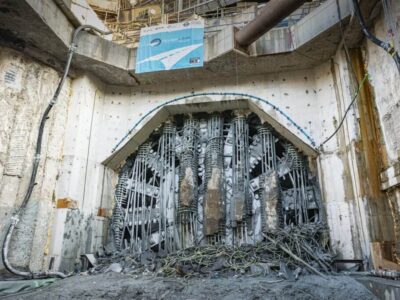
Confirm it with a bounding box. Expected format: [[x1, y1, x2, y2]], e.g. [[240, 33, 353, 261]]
[[89, 223, 333, 279], [6, 273, 378, 300], [0, 224, 380, 300], [0, 279, 58, 297]]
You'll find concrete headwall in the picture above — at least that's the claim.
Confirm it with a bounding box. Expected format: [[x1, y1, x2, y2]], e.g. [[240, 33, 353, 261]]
[[1, 8, 400, 274], [97, 63, 358, 257]]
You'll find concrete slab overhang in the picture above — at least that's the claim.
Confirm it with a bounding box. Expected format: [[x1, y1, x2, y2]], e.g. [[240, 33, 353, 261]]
[[103, 97, 318, 171], [0, 0, 357, 87], [0, 0, 135, 85], [0, 0, 379, 86]]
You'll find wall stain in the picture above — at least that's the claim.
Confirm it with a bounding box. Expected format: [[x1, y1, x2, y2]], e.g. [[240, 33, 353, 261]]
[[351, 48, 395, 261]]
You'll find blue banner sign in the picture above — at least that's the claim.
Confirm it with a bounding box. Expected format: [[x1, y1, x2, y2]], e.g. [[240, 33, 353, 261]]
[[136, 20, 204, 73]]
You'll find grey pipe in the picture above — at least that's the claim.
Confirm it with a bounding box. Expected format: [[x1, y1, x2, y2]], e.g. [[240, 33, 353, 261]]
[[1, 25, 112, 280], [235, 0, 308, 48]]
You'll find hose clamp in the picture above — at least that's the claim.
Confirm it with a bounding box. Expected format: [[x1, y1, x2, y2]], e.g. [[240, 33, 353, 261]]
[[31, 271, 46, 279], [10, 215, 20, 225], [388, 45, 395, 55], [69, 44, 77, 53], [34, 154, 41, 162]]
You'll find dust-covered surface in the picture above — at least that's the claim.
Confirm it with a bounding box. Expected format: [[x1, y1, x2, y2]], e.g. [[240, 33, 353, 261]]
[[94, 224, 333, 279], [5, 273, 377, 300]]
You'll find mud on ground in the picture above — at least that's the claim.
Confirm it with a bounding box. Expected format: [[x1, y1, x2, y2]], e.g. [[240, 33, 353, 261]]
[[6, 273, 377, 300]]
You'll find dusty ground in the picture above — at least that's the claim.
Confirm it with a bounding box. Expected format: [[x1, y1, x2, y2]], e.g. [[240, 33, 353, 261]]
[[4, 273, 377, 300]]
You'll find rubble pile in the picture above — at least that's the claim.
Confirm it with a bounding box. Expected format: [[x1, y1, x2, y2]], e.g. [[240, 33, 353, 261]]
[[89, 223, 333, 279]]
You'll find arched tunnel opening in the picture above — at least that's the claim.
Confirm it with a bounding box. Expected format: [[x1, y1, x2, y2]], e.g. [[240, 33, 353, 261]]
[[111, 110, 324, 254]]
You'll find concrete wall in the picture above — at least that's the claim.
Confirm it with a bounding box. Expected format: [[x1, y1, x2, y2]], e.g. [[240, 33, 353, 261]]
[[315, 54, 367, 260], [51, 75, 115, 272], [315, 9, 400, 264], [367, 13, 400, 165], [365, 10, 400, 260], [99, 70, 322, 159], [0, 47, 70, 272], [70, 0, 110, 35], [0, 47, 114, 273]]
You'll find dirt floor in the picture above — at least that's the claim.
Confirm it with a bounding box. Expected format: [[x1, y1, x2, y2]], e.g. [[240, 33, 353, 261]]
[[3, 273, 377, 300]]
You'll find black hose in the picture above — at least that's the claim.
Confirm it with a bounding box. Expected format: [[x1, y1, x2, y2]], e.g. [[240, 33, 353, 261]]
[[1, 25, 112, 279], [352, 0, 400, 72]]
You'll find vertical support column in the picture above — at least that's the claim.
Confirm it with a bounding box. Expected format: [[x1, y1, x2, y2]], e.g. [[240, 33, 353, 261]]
[[258, 125, 280, 233], [177, 0, 183, 21], [178, 117, 199, 248], [231, 114, 250, 244], [260, 172, 280, 232], [258, 125, 277, 172], [204, 114, 224, 243], [111, 164, 129, 251], [287, 144, 309, 225], [158, 122, 176, 252], [122, 143, 151, 253]]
